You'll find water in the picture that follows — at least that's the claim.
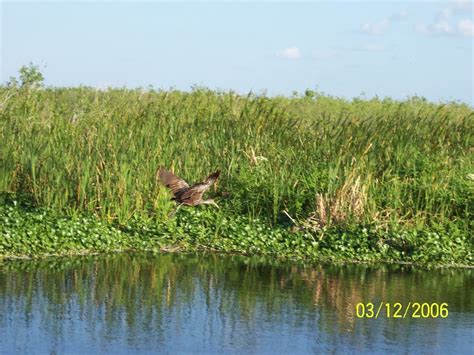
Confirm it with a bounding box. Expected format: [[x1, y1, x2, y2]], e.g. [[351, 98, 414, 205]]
[[0, 253, 472, 354]]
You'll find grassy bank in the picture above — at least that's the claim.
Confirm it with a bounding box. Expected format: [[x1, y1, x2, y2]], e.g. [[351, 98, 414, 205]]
[[0, 75, 473, 265]]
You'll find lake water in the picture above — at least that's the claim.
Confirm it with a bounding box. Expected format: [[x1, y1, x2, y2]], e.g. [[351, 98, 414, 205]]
[[0, 253, 472, 354]]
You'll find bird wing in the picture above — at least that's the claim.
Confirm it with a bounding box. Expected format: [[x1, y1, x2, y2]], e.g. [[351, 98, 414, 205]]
[[204, 170, 220, 186], [157, 168, 189, 197], [180, 170, 220, 202]]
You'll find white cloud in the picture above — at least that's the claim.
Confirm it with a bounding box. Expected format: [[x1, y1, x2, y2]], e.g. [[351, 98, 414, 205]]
[[418, 1, 473, 37], [430, 7, 456, 34], [416, 20, 456, 35], [277, 46, 301, 60], [361, 10, 408, 36], [437, 7, 453, 21], [361, 19, 390, 35], [458, 19, 474, 36], [434, 19, 456, 34]]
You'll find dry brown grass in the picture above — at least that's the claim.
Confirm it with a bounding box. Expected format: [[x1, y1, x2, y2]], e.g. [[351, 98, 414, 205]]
[[299, 172, 368, 231]]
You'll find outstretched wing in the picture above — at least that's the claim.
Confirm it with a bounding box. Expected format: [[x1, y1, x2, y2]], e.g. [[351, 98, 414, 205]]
[[157, 167, 189, 197], [203, 170, 220, 186], [180, 170, 220, 202]]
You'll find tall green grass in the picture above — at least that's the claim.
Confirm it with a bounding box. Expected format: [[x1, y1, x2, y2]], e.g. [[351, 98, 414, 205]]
[[0, 85, 472, 232]]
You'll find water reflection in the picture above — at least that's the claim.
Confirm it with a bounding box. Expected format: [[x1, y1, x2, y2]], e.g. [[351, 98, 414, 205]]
[[0, 253, 472, 353]]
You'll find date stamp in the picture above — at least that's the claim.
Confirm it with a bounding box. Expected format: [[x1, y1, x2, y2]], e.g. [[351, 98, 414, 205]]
[[355, 302, 448, 319]]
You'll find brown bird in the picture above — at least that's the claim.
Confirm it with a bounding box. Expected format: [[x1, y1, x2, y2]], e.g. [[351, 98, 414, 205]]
[[157, 167, 221, 216]]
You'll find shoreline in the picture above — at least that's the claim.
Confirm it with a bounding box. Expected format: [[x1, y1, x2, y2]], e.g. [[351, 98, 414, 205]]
[[2, 248, 474, 269]]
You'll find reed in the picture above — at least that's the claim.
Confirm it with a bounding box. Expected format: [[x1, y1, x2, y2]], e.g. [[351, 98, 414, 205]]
[[0, 84, 472, 233]]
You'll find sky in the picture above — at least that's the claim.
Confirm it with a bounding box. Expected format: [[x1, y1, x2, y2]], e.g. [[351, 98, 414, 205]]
[[1, 1, 473, 104]]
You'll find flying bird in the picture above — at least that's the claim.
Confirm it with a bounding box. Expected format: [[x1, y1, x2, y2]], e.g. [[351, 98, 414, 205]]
[[157, 167, 220, 216]]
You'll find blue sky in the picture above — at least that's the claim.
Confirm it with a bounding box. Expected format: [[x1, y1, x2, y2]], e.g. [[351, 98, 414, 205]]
[[1, 1, 473, 104]]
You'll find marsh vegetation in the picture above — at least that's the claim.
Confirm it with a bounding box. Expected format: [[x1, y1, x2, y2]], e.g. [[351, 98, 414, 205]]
[[0, 67, 472, 265]]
